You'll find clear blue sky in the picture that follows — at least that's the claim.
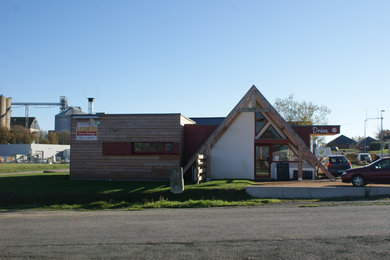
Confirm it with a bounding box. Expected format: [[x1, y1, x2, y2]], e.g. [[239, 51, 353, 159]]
[[1, 0, 389, 142]]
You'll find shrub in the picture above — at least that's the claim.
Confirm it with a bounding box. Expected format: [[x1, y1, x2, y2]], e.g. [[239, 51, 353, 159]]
[[0, 127, 10, 144], [369, 142, 381, 151], [345, 153, 357, 163]]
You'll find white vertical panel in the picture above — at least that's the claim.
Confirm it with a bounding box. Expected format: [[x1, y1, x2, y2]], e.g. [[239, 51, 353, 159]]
[[210, 112, 254, 179]]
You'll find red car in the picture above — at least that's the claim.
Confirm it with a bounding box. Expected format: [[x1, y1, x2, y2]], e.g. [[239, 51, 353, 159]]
[[341, 157, 390, 187]]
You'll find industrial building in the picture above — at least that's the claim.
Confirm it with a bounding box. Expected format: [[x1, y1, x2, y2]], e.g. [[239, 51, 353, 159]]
[[70, 86, 337, 181], [55, 106, 86, 132], [0, 93, 87, 135], [0, 144, 70, 163]]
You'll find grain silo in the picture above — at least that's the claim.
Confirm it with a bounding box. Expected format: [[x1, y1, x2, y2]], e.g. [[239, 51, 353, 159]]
[[0, 95, 11, 130], [55, 106, 86, 132]]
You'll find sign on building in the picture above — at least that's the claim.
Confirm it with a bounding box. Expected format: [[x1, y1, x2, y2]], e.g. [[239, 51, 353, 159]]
[[76, 121, 98, 141], [311, 126, 340, 135]]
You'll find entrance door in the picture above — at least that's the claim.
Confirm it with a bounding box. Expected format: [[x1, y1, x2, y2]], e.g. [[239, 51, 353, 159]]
[[255, 145, 270, 179]]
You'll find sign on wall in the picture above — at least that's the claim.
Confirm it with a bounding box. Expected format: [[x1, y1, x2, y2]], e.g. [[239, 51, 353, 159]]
[[76, 121, 98, 141], [311, 126, 340, 135]]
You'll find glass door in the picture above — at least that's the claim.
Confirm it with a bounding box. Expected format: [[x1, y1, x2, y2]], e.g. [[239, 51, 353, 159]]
[[255, 145, 270, 179]]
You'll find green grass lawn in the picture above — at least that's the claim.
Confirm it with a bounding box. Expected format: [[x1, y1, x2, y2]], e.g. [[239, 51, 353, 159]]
[[368, 149, 389, 155], [0, 172, 279, 210], [0, 164, 69, 173]]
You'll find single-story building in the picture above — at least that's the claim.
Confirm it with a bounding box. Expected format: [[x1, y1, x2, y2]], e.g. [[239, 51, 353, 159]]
[[0, 144, 70, 163], [70, 114, 194, 180], [326, 135, 357, 149], [70, 86, 335, 181], [357, 137, 378, 151]]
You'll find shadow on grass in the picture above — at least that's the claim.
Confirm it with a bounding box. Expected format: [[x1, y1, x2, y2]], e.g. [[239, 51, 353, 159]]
[[0, 174, 255, 210]]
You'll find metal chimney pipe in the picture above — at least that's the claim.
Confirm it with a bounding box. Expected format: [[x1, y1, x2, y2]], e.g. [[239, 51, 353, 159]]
[[88, 98, 94, 114]]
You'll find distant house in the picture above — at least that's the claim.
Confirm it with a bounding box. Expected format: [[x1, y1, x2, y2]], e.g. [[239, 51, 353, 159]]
[[357, 137, 378, 150], [326, 135, 357, 149], [10, 117, 40, 133]]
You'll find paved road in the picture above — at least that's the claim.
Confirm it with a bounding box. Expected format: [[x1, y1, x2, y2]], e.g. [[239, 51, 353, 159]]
[[1, 204, 390, 259]]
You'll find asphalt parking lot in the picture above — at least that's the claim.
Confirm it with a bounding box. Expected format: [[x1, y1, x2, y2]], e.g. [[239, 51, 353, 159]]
[[247, 179, 390, 199], [252, 178, 390, 187], [2, 205, 390, 259]]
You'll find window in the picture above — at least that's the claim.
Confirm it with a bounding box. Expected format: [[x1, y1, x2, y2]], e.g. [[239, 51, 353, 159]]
[[376, 159, 390, 169], [133, 142, 179, 155], [255, 112, 267, 134], [103, 142, 132, 156], [260, 126, 283, 139], [273, 145, 298, 161], [133, 142, 163, 153], [164, 143, 173, 152], [102, 142, 179, 156], [329, 157, 348, 164]]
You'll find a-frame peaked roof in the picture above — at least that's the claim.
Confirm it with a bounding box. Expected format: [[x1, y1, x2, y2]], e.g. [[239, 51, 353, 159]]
[[184, 85, 334, 179], [326, 135, 357, 149], [357, 137, 377, 146]]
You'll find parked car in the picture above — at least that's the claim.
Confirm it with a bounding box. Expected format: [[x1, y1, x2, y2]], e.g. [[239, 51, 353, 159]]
[[321, 155, 352, 177], [356, 153, 372, 165], [341, 158, 390, 187]]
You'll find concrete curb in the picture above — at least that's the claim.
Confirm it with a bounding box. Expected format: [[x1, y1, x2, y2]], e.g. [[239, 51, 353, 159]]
[[246, 186, 390, 199]]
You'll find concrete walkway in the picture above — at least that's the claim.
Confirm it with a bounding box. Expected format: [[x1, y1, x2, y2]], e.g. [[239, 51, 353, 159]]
[[246, 179, 390, 199]]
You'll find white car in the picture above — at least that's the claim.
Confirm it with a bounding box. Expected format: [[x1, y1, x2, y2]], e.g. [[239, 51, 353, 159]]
[[356, 153, 372, 165]]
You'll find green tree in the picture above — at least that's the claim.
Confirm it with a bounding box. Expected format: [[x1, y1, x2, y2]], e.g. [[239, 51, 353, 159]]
[[47, 131, 59, 144], [369, 142, 381, 151], [37, 131, 49, 144], [39, 138, 49, 144], [57, 131, 70, 144], [274, 94, 331, 126], [0, 127, 10, 144], [10, 125, 34, 144], [376, 129, 390, 141], [19, 133, 34, 144]]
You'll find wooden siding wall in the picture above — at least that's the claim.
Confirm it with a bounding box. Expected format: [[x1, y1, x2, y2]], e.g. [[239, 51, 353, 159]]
[[70, 114, 184, 181]]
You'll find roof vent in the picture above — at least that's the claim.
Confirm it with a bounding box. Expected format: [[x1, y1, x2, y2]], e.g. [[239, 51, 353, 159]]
[[88, 98, 94, 114]]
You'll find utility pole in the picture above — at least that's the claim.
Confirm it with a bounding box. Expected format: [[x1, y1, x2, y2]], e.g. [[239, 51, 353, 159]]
[[364, 115, 383, 153], [380, 110, 385, 157]]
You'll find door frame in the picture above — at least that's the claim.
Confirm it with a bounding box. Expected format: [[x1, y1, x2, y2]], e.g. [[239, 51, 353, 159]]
[[254, 144, 272, 180]]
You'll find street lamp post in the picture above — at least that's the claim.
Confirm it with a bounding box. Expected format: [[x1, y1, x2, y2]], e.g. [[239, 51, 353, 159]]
[[364, 117, 378, 152], [364, 113, 384, 153], [364, 119, 368, 152], [380, 110, 385, 157]]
